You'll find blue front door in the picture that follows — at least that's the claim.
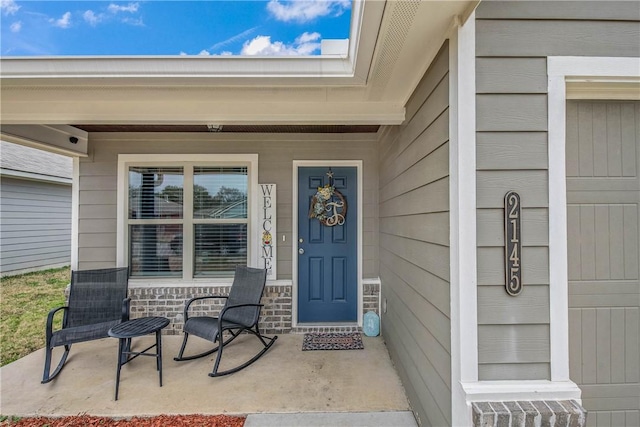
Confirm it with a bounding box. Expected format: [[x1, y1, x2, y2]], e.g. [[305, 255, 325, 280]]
[[298, 166, 357, 323]]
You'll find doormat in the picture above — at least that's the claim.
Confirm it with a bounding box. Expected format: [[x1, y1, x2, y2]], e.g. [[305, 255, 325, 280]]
[[302, 332, 364, 351]]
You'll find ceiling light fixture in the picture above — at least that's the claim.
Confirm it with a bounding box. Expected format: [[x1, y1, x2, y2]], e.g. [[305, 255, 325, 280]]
[[206, 124, 223, 132]]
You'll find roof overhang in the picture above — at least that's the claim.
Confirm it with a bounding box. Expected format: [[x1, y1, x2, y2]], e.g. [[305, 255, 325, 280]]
[[0, 1, 477, 126], [0, 0, 380, 87], [0, 168, 72, 185]]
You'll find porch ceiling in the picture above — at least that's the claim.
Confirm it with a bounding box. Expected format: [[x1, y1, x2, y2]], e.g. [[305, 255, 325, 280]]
[[0, 1, 477, 127]]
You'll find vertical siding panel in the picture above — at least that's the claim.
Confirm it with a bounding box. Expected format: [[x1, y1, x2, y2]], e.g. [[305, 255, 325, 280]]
[[611, 412, 626, 427], [610, 308, 627, 384], [607, 103, 623, 177], [567, 205, 582, 280], [621, 103, 637, 177], [582, 308, 597, 384], [593, 103, 609, 177], [595, 206, 611, 280], [579, 103, 594, 177], [569, 308, 583, 383], [596, 308, 611, 383], [580, 205, 597, 280], [626, 411, 640, 425], [623, 205, 639, 280], [625, 308, 640, 382], [596, 412, 611, 427], [566, 100, 640, 419], [609, 206, 625, 280], [566, 101, 580, 177]]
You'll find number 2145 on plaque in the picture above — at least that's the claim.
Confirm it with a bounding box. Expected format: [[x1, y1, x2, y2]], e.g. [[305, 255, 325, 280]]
[[504, 191, 522, 296]]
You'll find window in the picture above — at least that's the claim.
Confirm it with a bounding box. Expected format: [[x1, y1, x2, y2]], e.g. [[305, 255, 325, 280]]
[[118, 155, 258, 280]]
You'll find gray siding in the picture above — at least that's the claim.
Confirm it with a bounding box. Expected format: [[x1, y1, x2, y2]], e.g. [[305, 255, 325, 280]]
[[567, 100, 640, 424], [78, 133, 379, 279], [475, 0, 640, 382], [378, 42, 451, 427], [0, 177, 71, 275]]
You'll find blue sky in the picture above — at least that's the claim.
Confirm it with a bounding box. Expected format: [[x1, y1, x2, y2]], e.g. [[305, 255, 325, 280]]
[[0, 0, 352, 56]]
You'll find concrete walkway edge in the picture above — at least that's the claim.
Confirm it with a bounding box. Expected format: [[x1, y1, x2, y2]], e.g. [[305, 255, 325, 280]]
[[244, 411, 418, 427]]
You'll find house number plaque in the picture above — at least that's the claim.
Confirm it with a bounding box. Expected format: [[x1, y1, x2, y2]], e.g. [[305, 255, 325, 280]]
[[504, 191, 522, 296]]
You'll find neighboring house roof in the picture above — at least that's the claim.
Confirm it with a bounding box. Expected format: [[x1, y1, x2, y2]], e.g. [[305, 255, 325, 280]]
[[129, 196, 184, 218], [0, 140, 72, 184], [194, 198, 248, 219]]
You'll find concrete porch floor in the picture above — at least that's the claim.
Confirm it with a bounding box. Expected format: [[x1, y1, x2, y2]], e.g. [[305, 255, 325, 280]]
[[0, 333, 413, 423]]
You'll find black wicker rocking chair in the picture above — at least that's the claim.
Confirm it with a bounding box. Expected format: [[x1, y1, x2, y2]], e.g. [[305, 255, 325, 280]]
[[42, 267, 130, 384], [174, 266, 277, 377]]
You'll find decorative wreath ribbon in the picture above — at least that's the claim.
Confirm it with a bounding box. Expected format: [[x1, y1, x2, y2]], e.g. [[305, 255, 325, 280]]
[[309, 184, 347, 227]]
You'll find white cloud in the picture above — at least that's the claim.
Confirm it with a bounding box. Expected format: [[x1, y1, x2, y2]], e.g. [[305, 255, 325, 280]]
[[220, 51, 233, 56], [266, 0, 350, 23], [198, 49, 211, 56], [1, 0, 20, 16], [209, 26, 259, 52], [296, 31, 321, 44], [83, 10, 102, 26], [121, 16, 144, 26], [50, 11, 72, 29], [9, 20, 21, 32], [108, 2, 139, 14], [241, 32, 321, 56]]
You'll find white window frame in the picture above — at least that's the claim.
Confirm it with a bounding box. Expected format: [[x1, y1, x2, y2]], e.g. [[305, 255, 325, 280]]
[[117, 154, 259, 284]]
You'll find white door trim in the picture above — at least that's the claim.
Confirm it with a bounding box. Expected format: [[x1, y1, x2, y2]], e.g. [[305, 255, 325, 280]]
[[292, 160, 363, 328], [547, 56, 640, 382]]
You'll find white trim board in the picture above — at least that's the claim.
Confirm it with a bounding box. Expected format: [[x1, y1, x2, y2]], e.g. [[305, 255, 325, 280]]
[[291, 160, 363, 328], [449, 11, 478, 427], [71, 157, 80, 271], [463, 381, 582, 402], [547, 56, 640, 383]]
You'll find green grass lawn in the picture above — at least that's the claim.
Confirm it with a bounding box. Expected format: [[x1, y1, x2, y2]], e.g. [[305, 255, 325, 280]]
[[0, 267, 70, 366]]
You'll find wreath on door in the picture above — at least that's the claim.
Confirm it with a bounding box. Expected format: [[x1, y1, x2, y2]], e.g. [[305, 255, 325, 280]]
[[308, 170, 348, 227]]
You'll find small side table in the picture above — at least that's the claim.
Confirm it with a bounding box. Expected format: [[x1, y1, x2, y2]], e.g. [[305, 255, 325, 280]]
[[108, 316, 169, 400]]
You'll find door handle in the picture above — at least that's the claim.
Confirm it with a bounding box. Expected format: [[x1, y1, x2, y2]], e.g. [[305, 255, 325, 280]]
[[299, 248, 305, 255]]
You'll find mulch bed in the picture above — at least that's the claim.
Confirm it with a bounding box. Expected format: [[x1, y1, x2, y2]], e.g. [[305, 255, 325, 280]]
[[0, 414, 245, 427]]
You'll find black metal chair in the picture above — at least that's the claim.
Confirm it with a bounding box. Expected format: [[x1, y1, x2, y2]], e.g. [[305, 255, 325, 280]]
[[174, 266, 277, 377], [42, 267, 130, 384]]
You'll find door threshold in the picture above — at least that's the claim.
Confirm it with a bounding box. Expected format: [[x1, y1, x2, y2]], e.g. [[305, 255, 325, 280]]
[[291, 323, 361, 334]]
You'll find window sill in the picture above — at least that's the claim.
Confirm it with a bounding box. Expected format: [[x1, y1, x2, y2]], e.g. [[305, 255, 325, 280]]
[[127, 278, 292, 288]]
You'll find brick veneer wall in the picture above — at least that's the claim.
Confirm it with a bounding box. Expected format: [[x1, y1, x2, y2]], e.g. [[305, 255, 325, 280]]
[[129, 284, 293, 335], [472, 400, 587, 427], [363, 282, 380, 314], [128, 281, 380, 335]]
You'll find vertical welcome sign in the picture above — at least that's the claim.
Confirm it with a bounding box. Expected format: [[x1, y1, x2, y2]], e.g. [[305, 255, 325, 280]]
[[259, 184, 276, 280]]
